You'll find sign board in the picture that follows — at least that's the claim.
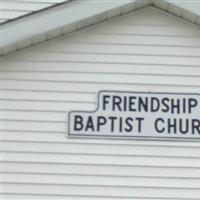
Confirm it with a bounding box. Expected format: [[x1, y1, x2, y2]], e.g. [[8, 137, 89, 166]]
[[68, 91, 200, 140]]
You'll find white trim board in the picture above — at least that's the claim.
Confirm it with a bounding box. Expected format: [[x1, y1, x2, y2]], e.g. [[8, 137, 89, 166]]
[[1, 0, 200, 56]]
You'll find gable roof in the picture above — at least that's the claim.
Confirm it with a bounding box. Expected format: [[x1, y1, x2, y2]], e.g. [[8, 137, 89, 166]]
[[1, 0, 200, 56]]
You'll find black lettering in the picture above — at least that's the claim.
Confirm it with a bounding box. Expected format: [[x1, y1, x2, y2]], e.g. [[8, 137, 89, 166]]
[[124, 96, 127, 111], [112, 96, 122, 111], [179, 119, 189, 134], [124, 117, 133, 132], [168, 118, 177, 134], [102, 95, 110, 111], [85, 116, 94, 131], [129, 96, 136, 111], [183, 98, 186, 113], [171, 99, 180, 114], [108, 116, 117, 132], [192, 119, 200, 134], [138, 97, 148, 112], [136, 117, 144, 133], [119, 117, 123, 132], [161, 98, 170, 113], [151, 97, 160, 112], [155, 118, 165, 133], [74, 115, 83, 131], [189, 98, 198, 113], [97, 116, 107, 131]]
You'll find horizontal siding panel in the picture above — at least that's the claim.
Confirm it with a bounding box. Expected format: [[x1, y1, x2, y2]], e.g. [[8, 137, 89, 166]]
[[64, 34, 200, 47], [2, 80, 200, 93], [2, 121, 66, 132], [8, 53, 200, 66], [2, 100, 94, 111], [3, 183, 200, 198], [39, 43, 200, 57], [3, 2, 53, 11], [0, 19, 7, 23], [1, 110, 66, 121], [1, 0, 67, 23], [3, 62, 200, 76], [2, 90, 95, 102], [2, 131, 200, 147], [4, 173, 200, 188], [2, 131, 67, 143], [3, 70, 200, 83], [1, 10, 30, 19], [3, 162, 200, 178], [2, 194, 190, 200], [87, 24, 200, 36], [3, 0, 69, 3], [2, 152, 200, 168], [3, 72, 200, 86], [3, 141, 200, 158]]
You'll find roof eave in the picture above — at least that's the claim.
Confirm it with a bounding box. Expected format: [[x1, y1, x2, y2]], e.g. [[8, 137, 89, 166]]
[[1, 0, 200, 57]]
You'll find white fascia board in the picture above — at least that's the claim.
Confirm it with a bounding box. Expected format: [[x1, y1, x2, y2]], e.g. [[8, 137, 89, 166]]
[[166, 0, 200, 15], [154, 0, 200, 26], [0, 0, 151, 55]]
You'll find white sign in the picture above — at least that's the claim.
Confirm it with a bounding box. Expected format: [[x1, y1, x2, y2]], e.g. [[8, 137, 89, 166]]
[[68, 91, 200, 140]]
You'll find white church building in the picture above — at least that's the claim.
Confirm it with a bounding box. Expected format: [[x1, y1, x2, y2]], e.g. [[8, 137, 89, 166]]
[[1, 0, 200, 199]]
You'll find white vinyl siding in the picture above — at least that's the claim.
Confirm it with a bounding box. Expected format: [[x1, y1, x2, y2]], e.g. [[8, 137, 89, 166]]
[[1, 0, 69, 23], [1, 7, 200, 199]]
